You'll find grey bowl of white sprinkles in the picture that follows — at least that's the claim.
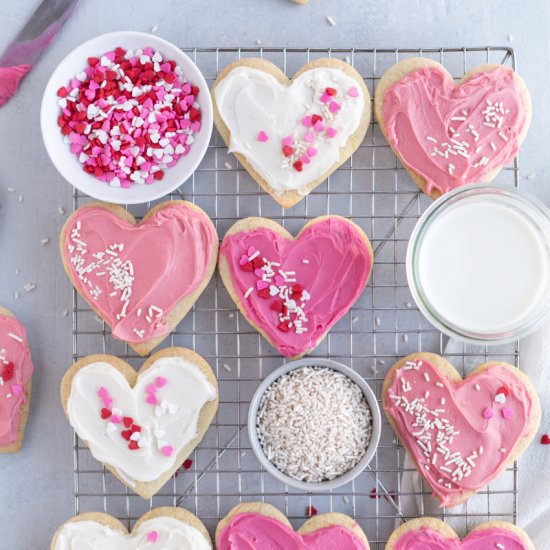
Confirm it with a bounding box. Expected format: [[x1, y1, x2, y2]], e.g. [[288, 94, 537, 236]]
[[248, 358, 381, 492]]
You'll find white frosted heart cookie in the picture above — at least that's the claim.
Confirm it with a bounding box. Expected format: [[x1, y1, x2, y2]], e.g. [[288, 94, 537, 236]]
[[51, 507, 212, 549], [60, 347, 218, 498], [212, 58, 370, 208]]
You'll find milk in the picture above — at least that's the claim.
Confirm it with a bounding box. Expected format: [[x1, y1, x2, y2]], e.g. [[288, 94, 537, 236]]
[[417, 199, 549, 334]]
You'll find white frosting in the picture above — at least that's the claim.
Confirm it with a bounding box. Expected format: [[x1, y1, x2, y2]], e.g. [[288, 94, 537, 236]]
[[214, 66, 365, 194], [67, 357, 217, 484], [53, 516, 211, 550]]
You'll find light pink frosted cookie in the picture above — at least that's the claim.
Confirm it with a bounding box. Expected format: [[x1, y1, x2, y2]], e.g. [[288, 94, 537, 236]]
[[374, 59, 531, 199], [383, 352, 540, 507]]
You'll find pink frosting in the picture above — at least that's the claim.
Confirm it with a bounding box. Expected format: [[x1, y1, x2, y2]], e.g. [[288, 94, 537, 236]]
[[0, 314, 33, 447], [217, 513, 367, 549], [381, 65, 529, 195], [384, 358, 535, 506], [0, 65, 32, 106], [393, 526, 527, 549], [220, 218, 372, 357], [62, 204, 218, 343]]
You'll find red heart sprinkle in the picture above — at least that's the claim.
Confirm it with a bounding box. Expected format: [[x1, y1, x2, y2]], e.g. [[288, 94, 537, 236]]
[[121, 430, 132, 441], [311, 114, 323, 125], [183, 459, 193, 470], [252, 257, 265, 269], [541, 434, 550, 445], [131, 424, 142, 433], [306, 505, 317, 517], [241, 262, 253, 272], [278, 321, 291, 332], [271, 301, 284, 312], [258, 288, 270, 299], [293, 160, 304, 172], [154, 170, 165, 181], [2, 363, 15, 381], [115, 47, 126, 58], [88, 57, 99, 67], [57, 87, 68, 98], [100, 408, 112, 419], [292, 283, 303, 295], [128, 440, 139, 450], [123, 416, 133, 428], [282, 145, 293, 157], [325, 87, 337, 96], [497, 386, 509, 397]]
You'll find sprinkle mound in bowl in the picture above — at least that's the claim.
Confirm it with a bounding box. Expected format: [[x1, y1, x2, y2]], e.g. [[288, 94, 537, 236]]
[[248, 358, 381, 491], [41, 32, 213, 205]]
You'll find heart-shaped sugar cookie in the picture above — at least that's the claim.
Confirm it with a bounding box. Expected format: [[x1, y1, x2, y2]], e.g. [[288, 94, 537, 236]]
[[60, 347, 218, 498], [60, 200, 218, 356], [219, 215, 373, 358], [51, 507, 212, 549], [0, 306, 34, 453], [386, 517, 534, 550], [216, 502, 369, 549], [383, 352, 540, 508], [212, 58, 370, 208], [374, 59, 532, 199]]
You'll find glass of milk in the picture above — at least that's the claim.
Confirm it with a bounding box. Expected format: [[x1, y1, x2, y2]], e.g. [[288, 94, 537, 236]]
[[407, 184, 550, 344]]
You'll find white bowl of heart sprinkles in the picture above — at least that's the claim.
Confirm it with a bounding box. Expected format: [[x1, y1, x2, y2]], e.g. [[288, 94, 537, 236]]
[[249, 358, 381, 491], [41, 31, 213, 204]]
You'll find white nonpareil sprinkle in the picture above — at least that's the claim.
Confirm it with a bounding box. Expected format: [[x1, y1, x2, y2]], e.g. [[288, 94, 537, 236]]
[[256, 367, 372, 483]]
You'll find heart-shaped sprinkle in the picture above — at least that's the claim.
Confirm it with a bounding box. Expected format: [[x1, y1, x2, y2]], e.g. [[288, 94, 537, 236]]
[[155, 376, 167, 388], [494, 393, 506, 404], [502, 407, 513, 420], [256, 280, 269, 291], [483, 407, 495, 419], [146, 383, 157, 394], [257, 130, 269, 142], [100, 407, 112, 419], [254, 268, 264, 277], [239, 255, 250, 266], [111, 413, 122, 424], [123, 416, 134, 428], [161, 445, 174, 457], [147, 530, 158, 542], [541, 434, 550, 445], [183, 458, 193, 470], [146, 394, 158, 405]]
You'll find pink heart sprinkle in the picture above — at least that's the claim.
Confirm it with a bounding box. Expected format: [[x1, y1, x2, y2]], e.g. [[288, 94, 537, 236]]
[[162, 445, 174, 457], [307, 146, 318, 157], [239, 255, 250, 266], [282, 136, 294, 147], [329, 101, 341, 113], [155, 376, 167, 388], [274, 275, 285, 286], [11, 384, 22, 397], [320, 92, 330, 103], [313, 120, 325, 132], [247, 246, 256, 257], [348, 86, 359, 98], [111, 414, 122, 424], [98, 387, 109, 399], [257, 131, 269, 142], [301, 116, 312, 127], [146, 394, 158, 405], [304, 132, 315, 143], [502, 408, 513, 419], [103, 397, 113, 408], [483, 407, 494, 419], [147, 530, 158, 542], [146, 383, 157, 394], [257, 280, 269, 291], [326, 127, 338, 139], [300, 154, 310, 164], [254, 268, 264, 277]]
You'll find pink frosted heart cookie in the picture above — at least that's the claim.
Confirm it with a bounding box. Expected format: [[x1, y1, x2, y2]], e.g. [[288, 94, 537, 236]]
[[383, 352, 540, 508], [218, 216, 373, 358], [0, 306, 34, 453], [59, 200, 218, 356], [374, 59, 532, 199], [216, 502, 369, 549], [60, 347, 218, 498], [212, 58, 370, 208], [386, 517, 534, 550]]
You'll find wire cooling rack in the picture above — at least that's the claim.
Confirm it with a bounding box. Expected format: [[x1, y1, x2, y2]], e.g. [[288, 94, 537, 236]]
[[71, 47, 521, 547]]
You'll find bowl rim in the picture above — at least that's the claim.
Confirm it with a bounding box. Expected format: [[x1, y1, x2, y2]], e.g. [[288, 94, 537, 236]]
[[406, 183, 550, 345], [247, 357, 381, 492], [40, 30, 213, 205]]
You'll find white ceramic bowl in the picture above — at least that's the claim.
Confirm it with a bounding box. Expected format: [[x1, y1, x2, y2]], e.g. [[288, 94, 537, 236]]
[[40, 31, 213, 204], [248, 358, 381, 492]]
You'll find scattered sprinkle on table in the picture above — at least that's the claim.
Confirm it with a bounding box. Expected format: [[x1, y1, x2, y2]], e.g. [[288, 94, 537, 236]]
[[326, 15, 336, 26], [57, 47, 202, 188], [256, 366, 372, 483]]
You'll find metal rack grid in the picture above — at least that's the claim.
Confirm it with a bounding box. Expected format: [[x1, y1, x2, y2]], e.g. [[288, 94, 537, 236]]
[[71, 47, 521, 547]]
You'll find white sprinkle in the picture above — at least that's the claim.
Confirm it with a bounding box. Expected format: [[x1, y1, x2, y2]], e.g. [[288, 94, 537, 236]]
[[40, 238, 50, 245], [402, 334, 409, 343], [8, 333, 22, 343], [6, 187, 14, 192], [13, 291, 19, 300], [222, 364, 232, 372], [228, 312, 235, 319], [150, 25, 158, 33], [255, 39, 262, 45], [58, 206, 65, 215], [506, 35, 514, 42], [406, 302, 412, 308], [352, 316, 359, 323], [375, 317, 381, 326], [426, 136, 437, 143], [343, 495, 350, 504], [499, 131, 509, 142], [23, 283, 36, 292], [525, 173, 537, 180], [302, 259, 309, 264], [435, 382, 444, 388], [244, 287, 253, 299], [424, 373, 430, 382], [326, 15, 336, 26], [224, 162, 233, 170], [475, 384, 481, 391], [500, 448, 506, 453], [18, 194, 23, 203], [62, 309, 69, 317], [490, 142, 497, 151]]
